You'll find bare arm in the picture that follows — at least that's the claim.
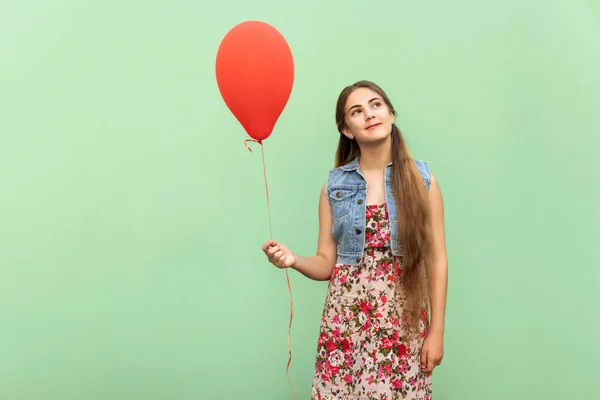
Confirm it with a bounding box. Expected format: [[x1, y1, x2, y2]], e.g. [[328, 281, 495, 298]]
[[428, 174, 448, 335], [263, 184, 337, 281], [292, 184, 337, 281]]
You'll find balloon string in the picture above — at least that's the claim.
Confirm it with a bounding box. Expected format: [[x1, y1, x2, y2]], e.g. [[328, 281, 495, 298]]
[[244, 139, 273, 238], [244, 139, 296, 400]]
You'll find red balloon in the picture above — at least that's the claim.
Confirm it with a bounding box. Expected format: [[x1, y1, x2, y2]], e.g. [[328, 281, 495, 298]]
[[216, 21, 294, 141]]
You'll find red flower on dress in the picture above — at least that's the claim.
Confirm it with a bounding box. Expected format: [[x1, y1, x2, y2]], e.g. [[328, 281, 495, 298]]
[[341, 339, 351, 352], [399, 344, 407, 357], [327, 340, 336, 352], [318, 333, 328, 345]]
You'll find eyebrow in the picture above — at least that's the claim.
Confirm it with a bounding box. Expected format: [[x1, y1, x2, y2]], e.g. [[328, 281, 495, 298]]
[[348, 97, 382, 114]]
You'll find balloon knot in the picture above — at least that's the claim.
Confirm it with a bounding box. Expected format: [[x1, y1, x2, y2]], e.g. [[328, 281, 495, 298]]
[[244, 138, 263, 153]]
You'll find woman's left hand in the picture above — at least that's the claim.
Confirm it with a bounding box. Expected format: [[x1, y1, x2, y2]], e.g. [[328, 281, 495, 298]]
[[420, 331, 444, 373]]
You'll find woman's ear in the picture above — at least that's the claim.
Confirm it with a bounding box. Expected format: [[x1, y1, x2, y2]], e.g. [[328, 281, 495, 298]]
[[342, 127, 354, 140]]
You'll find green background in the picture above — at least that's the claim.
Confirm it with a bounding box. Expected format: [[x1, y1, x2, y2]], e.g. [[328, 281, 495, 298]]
[[1, 0, 599, 399]]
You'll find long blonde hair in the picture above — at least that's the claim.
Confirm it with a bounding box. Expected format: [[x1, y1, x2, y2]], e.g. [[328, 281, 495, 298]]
[[334, 80, 434, 325]]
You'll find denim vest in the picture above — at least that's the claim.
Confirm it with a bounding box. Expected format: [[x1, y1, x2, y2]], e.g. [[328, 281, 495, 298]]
[[326, 157, 431, 265]]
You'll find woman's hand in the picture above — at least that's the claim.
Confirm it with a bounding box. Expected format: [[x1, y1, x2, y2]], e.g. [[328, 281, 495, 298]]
[[262, 239, 297, 269], [420, 330, 444, 373]]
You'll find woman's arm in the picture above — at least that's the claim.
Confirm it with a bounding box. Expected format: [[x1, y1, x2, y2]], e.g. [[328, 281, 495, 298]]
[[428, 173, 449, 335], [420, 173, 448, 373], [263, 184, 337, 281]]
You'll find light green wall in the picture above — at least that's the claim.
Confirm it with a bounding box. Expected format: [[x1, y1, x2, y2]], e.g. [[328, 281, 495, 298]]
[[1, 0, 599, 399]]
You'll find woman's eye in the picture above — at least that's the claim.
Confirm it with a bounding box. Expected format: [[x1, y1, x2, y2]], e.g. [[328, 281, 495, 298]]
[[373, 102, 382, 108], [351, 109, 361, 116]]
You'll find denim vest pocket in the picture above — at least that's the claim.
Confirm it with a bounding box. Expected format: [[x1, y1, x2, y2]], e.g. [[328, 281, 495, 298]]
[[328, 187, 357, 218]]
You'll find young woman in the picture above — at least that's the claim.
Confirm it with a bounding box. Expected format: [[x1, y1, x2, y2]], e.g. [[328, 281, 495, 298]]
[[262, 80, 448, 400]]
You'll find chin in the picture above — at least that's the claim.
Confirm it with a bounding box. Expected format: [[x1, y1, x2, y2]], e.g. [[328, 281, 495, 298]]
[[360, 135, 390, 146], [366, 129, 390, 141]]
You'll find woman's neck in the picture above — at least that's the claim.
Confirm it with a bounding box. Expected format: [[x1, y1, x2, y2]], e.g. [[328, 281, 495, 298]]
[[358, 137, 392, 172]]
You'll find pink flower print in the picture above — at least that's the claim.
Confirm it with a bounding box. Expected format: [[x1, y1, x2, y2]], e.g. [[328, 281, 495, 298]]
[[345, 353, 353, 367], [326, 340, 336, 352], [359, 301, 372, 314], [328, 364, 340, 376], [384, 364, 393, 375], [341, 339, 351, 352], [381, 261, 391, 273], [329, 350, 344, 367], [362, 319, 370, 332], [318, 333, 328, 346], [332, 327, 342, 341], [331, 265, 340, 278], [400, 360, 409, 374], [372, 320, 380, 331], [399, 344, 407, 357]]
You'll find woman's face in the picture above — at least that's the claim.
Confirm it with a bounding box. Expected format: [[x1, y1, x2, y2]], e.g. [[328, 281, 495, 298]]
[[342, 87, 395, 145]]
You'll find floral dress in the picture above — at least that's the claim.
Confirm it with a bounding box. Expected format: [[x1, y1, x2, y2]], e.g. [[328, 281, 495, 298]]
[[311, 203, 432, 400]]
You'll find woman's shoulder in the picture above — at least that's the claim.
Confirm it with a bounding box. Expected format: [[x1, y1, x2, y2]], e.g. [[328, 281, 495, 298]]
[[323, 162, 362, 198], [325, 157, 356, 175]]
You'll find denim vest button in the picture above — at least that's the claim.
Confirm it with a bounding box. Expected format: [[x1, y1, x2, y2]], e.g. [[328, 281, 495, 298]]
[[336, 191, 341, 198], [356, 257, 361, 263], [356, 228, 361, 234], [357, 199, 363, 204]]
